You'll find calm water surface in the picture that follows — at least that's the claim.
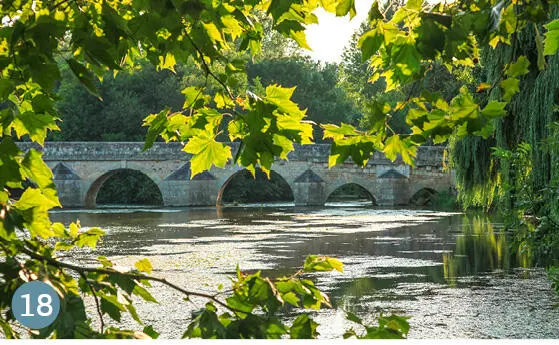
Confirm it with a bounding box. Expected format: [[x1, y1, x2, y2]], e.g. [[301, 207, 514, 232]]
[[51, 204, 559, 339]]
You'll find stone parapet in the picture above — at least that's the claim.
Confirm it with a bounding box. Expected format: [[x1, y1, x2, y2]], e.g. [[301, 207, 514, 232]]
[[16, 142, 446, 167]]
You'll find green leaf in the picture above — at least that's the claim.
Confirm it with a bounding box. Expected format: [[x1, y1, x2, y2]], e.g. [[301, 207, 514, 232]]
[[158, 53, 176, 72], [28, 62, 61, 91], [214, 91, 234, 109], [505, 56, 530, 77], [0, 79, 15, 101], [84, 36, 121, 69], [368, 1, 384, 21], [14, 188, 58, 211], [134, 258, 153, 274], [100, 294, 126, 322], [386, 43, 421, 90], [358, 28, 383, 62], [416, 14, 447, 59], [290, 314, 319, 339], [20, 149, 59, 204], [281, 292, 300, 306], [535, 25, 546, 71], [449, 88, 479, 121], [183, 302, 227, 339], [346, 311, 363, 325], [303, 255, 344, 273], [54, 242, 74, 251], [31, 94, 56, 115], [97, 256, 114, 268], [265, 85, 301, 115], [225, 295, 254, 313], [0, 138, 23, 188], [143, 325, 160, 339], [202, 22, 224, 45], [322, 123, 359, 141], [126, 304, 142, 325], [74, 227, 105, 249], [182, 86, 209, 109], [132, 285, 158, 303], [51, 222, 66, 237], [544, 19, 559, 56], [143, 109, 169, 150], [383, 135, 417, 166], [500, 78, 520, 102], [276, 20, 311, 50], [481, 101, 507, 118], [69, 222, 79, 238], [335, 0, 357, 19], [183, 133, 232, 178], [12, 111, 60, 146], [66, 59, 100, 98]]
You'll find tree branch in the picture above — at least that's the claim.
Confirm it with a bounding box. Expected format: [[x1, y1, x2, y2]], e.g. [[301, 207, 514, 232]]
[[14, 242, 244, 314], [78, 271, 105, 334], [183, 32, 235, 100]]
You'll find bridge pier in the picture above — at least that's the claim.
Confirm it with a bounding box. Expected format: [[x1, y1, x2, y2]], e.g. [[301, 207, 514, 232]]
[[375, 169, 411, 206], [292, 169, 326, 206], [161, 163, 221, 206], [160, 180, 221, 206]]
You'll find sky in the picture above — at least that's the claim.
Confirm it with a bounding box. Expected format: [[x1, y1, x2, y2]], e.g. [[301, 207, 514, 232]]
[[305, 0, 375, 63]]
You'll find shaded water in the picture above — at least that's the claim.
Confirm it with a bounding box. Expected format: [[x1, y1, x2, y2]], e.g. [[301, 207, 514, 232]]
[[51, 204, 559, 338]]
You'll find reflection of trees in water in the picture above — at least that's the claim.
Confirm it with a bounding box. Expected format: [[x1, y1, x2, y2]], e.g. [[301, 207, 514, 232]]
[[221, 169, 293, 203], [443, 215, 531, 285]]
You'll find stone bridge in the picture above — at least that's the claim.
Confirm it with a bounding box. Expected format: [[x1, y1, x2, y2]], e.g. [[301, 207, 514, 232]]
[[17, 142, 454, 208]]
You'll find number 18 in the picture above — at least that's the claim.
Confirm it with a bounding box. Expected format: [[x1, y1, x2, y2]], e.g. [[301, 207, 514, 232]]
[[20, 294, 53, 317]]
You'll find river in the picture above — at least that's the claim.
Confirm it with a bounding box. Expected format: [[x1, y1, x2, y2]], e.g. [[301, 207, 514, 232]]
[[50, 204, 559, 339]]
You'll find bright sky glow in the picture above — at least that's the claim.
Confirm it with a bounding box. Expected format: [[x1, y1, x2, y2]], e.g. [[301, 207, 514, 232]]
[[305, 0, 375, 63]]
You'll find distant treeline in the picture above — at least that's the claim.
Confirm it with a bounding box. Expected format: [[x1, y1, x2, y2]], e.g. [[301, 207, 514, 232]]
[[50, 21, 466, 205]]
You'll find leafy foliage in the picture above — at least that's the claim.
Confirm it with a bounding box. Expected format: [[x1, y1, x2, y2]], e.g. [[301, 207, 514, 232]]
[[448, 6, 559, 275], [338, 0, 558, 165], [343, 311, 410, 339], [247, 57, 359, 139], [1, 0, 559, 338]]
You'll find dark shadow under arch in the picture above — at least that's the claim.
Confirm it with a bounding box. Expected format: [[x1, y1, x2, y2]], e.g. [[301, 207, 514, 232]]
[[326, 183, 376, 205], [410, 187, 438, 206], [217, 168, 294, 205], [86, 169, 163, 208]]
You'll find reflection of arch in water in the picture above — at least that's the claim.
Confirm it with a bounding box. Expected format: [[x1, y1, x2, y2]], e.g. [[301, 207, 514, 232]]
[[410, 187, 438, 206], [85, 169, 163, 208], [216, 168, 294, 205], [326, 183, 376, 206]]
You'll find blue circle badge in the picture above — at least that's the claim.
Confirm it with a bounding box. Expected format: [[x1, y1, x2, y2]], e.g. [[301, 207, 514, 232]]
[[11, 281, 61, 329]]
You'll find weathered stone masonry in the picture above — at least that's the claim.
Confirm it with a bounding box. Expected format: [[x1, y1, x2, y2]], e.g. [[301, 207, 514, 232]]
[[17, 142, 454, 208]]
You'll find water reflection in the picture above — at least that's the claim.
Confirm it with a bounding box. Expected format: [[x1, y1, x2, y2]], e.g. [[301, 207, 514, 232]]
[[50, 205, 559, 338], [442, 215, 531, 286]]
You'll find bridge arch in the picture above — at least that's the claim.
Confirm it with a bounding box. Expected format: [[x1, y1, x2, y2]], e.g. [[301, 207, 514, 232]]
[[216, 168, 294, 205], [325, 182, 377, 206], [85, 168, 163, 208]]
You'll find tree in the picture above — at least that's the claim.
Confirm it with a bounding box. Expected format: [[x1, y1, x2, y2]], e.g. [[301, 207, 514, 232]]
[[1, 0, 558, 339], [450, 7, 559, 265], [52, 60, 184, 141], [247, 56, 359, 139], [338, 10, 475, 138]]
